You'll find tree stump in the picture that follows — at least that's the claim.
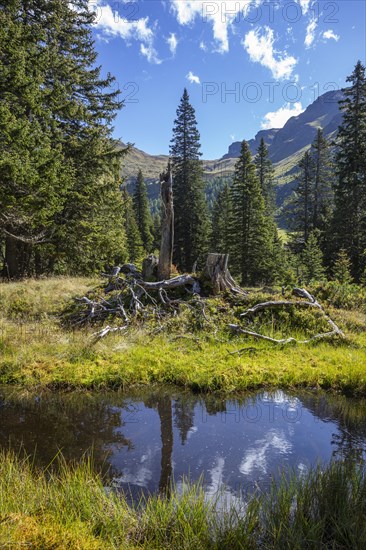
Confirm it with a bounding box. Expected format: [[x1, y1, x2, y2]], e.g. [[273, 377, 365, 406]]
[[142, 254, 159, 281], [158, 163, 174, 280], [202, 253, 245, 295]]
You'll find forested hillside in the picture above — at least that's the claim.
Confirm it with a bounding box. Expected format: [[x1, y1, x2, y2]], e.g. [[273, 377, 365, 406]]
[[1, 1, 366, 285]]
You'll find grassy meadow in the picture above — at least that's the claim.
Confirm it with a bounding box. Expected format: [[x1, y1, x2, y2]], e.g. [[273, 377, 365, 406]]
[[0, 277, 365, 394]]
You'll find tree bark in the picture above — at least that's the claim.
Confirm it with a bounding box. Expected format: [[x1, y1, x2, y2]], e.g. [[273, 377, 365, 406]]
[[4, 234, 19, 279], [202, 253, 245, 295], [158, 163, 174, 280], [142, 254, 158, 281]]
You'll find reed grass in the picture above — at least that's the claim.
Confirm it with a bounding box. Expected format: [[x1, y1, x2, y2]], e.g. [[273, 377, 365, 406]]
[[0, 451, 365, 549]]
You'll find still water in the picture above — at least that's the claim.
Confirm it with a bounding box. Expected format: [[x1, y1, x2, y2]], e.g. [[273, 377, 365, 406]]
[[1, 387, 366, 501]]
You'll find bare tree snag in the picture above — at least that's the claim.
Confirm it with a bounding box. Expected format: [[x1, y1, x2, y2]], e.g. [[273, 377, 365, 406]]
[[202, 253, 246, 295], [158, 162, 174, 281], [229, 287, 344, 345]]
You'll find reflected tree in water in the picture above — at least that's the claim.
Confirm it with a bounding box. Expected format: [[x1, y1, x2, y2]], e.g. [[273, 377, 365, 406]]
[[174, 396, 195, 445], [0, 392, 133, 477]]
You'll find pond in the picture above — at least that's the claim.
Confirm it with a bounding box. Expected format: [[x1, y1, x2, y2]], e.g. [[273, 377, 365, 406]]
[[1, 387, 366, 503]]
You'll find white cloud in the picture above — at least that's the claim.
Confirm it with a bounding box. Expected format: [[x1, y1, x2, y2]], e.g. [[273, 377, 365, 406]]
[[298, 0, 311, 14], [305, 16, 317, 48], [171, 1, 256, 53], [93, 1, 161, 64], [323, 29, 340, 41], [140, 43, 161, 64], [199, 41, 207, 52], [243, 26, 297, 80], [186, 71, 201, 85], [167, 32, 178, 55], [261, 101, 304, 129]]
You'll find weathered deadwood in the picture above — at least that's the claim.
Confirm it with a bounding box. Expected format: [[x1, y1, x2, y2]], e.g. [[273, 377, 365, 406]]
[[202, 253, 246, 295], [240, 300, 319, 318], [229, 288, 344, 345], [158, 163, 174, 281], [140, 274, 200, 293], [93, 325, 128, 340], [142, 254, 159, 281]]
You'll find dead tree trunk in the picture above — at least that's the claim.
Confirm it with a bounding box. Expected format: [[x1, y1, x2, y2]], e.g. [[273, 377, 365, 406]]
[[158, 163, 174, 281], [202, 253, 245, 295]]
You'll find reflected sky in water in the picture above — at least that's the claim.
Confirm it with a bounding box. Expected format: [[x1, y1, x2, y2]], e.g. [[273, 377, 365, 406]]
[[1, 387, 366, 502]]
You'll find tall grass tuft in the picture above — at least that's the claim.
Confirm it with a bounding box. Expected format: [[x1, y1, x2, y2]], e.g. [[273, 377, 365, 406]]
[[1, 451, 366, 548]]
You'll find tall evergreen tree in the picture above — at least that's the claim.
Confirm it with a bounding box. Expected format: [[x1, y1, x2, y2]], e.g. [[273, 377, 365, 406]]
[[211, 182, 233, 254], [311, 128, 334, 233], [230, 140, 271, 285], [254, 138, 286, 282], [0, 0, 126, 277], [288, 151, 315, 249], [255, 138, 275, 215], [133, 170, 153, 253], [332, 61, 366, 279], [170, 89, 209, 271], [122, 188, 143, 263], [332, 249, 353, 284], [301, 230, 325, 283]]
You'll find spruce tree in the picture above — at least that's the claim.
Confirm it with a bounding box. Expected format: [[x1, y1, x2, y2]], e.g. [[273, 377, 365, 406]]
[[332, 61, 366, 279], [292, 151, 315, 245], [0, 0, 126, 277], [332, 249, 353, 284], [211, 182, 233, 254], [255, 138, 275, 215], [122, 188, 143, 263], [230, 140, 271, 285], [301, 230, 325, 283], [133, 170, 153, 253], [254, 138, 286, 282], [170, 89, 209, 271], [311, 129, 334, 233]]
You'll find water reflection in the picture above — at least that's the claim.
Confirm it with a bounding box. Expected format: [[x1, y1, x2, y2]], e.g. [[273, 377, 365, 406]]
[[1, 387, 366, 501]]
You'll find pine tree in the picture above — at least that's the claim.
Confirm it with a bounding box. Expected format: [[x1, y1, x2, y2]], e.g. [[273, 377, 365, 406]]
[[151, 212, 162, 252], [255, 138, 275, 215], [122, 188, 143, 263], [254, 138, 286, 283], [230, 140, 271, 285], [291, 151, 315, 245], [311, 129, 334, 234], [0, 1, 72, 278], [332, 61, 366, 279], [332, 249, 353, 284], [170, 89, 209, 271], [133, 170, 153, 253], [301, 230, 325, 283], [0, 0, 126, 277], [211, 182, 233, 254]]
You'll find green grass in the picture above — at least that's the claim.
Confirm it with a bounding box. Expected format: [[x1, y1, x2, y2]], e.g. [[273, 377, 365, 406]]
[[0, 450, 365, 549], [1, 278, 366, 394]]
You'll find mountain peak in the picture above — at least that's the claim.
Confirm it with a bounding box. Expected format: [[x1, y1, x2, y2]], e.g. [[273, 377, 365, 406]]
[[222, 89, 344, 163]]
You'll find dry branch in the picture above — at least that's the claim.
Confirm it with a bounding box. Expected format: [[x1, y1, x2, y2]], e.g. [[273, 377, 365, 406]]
[[229, 288, 344, 345]]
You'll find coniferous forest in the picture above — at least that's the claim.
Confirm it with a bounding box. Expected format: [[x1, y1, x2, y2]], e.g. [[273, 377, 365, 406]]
[[1, 0, 366, 287], [2, 2, 366, 549]]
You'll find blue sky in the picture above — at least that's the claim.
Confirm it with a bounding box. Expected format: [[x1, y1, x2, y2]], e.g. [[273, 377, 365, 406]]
[[91, 0, 366, 159]]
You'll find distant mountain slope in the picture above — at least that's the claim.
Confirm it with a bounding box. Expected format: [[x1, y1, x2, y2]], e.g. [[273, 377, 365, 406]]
[[223, 89, 344, 163], [121, 89, 344, 208]]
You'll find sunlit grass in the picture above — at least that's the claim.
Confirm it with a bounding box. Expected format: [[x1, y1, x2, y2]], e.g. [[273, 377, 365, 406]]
[[0, 451, 365, 549], [0, 277, 366, 395]]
